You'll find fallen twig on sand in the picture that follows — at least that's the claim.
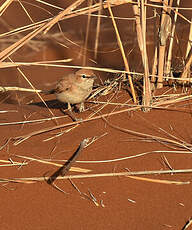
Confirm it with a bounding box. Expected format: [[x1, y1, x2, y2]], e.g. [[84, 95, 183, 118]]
[[182, 218, 192, 230], [47, 138, 89, 184]]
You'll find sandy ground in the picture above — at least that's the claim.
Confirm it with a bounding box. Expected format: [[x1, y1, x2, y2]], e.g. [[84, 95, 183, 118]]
[[0, 1, 192, 229], [0, 86, 192, 230]]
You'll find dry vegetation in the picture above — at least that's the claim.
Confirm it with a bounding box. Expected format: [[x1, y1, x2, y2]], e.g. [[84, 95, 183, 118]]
[[0, 0, 192, 214]]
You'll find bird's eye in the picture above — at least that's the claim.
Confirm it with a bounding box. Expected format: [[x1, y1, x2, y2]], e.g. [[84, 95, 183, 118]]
[[81, 74, 86, 78]]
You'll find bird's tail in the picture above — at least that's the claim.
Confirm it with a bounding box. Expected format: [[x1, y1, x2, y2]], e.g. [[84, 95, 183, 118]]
[[40, 89, 56, 95]]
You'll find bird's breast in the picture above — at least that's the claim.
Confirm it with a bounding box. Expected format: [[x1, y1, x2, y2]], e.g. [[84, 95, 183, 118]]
[[56, 86, 92, 104]]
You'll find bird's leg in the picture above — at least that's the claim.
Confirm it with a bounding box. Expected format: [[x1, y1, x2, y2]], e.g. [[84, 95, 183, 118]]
[[60, 102, 81, 121], [79, 102, 85, 113], [67, 102, 72, 111]]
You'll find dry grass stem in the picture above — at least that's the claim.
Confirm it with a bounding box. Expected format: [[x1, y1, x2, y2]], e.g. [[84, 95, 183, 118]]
[[107, 0, 137, 103], [0, 86, 42, 93], [180, 47, 192, 79], [83, 0, 93, 66], [157, 0, 171, 88], [74, 150, 192, 164], [165, 0, 180, 77], [0, 115, 66, 126], [15, 154, 91, 173], [0, 0, 13, 16], [151, 46, 158, 83], [127, 175, 186, 185], [0, 61, 191, 83], [103, 117, 192, 150], [1, 168, 192, 184], [13, 92, 192, 144], [185, 18, 192, 59], [139, 0, 151, 110], [18, 0, 34, 23], [13, 107, 142, 144], [0, 163, 27, 167], [94, 0, 102, 59]]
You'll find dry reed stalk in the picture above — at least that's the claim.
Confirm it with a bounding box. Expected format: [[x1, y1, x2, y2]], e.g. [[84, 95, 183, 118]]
[[180, 17, 192, 81], [180, 47, 192, 79], [1, 168, 192, 184], [0, 163, 27, 167], [132, 4, 143, 54], [146, 2, 191, 24], [70, 1, 192, 25], [106, 0, 137, 103], [127, 175, 186, 185], [165, 0, 180, 78], [1, 60, 191, 82], [151, 8, 158, 83], [94, 0, 102, 59], [83, 0, 93, 66], [0, 59, 72, 69], [157, 44, 165, 88], [151, 46, 158, 83], [154, 94, 192, 107], [0, 86, 42, 93], [0, 0, 13, 16], [157, 0, 172, 88], [70, 150, 192, 164], [0, 159, 27, 167], [139, 0, 151, 110], [185, 18, 192, 59], [0, 61, 191, 83]]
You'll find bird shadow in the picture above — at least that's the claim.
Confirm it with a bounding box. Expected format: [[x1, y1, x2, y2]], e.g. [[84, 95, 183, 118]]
[[30, 99, 80, 113], [30, 99, 67, 110]]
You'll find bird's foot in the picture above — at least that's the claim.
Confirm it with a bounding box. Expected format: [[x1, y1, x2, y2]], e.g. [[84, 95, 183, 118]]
[[77, 102, 85, 113], [60, 108, 82, 122]]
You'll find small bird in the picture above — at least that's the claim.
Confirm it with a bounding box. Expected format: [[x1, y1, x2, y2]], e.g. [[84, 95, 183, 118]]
[[46, 69, 96, 113]]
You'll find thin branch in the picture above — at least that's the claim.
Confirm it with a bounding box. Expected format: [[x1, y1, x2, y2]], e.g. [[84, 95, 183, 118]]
[[47, 139, 88, 184]]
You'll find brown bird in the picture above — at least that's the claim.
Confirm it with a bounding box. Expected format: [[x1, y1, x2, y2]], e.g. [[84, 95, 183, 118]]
[[46, 69, 96, 113]]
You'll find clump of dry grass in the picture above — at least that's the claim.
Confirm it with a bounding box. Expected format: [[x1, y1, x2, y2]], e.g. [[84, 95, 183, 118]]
[[0, 0, 191, 106]]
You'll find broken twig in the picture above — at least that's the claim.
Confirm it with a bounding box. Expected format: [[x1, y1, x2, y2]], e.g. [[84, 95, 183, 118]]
[[47, 139, 88, 184]]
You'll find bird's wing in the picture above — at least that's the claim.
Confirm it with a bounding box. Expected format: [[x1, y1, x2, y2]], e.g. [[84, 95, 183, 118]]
[[55, 78, 72, 93]]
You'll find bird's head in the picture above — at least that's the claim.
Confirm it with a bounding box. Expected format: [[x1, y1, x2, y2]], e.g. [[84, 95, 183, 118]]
[[75, 69, 97, 89]]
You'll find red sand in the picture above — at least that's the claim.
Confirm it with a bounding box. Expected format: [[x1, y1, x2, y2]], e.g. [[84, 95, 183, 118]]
[[0, 88, 192, 230], [1, 1, 192, 229]]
